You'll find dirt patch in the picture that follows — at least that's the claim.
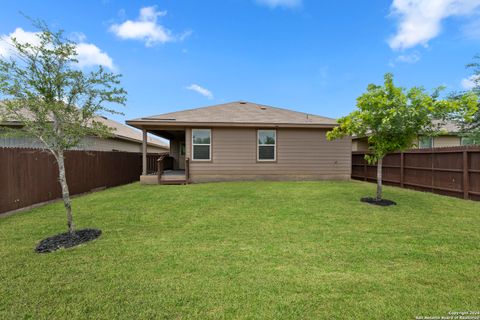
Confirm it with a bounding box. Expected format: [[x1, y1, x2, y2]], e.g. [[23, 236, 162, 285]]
[[35, 228, 101, 253], [361, 197, 396, 207]]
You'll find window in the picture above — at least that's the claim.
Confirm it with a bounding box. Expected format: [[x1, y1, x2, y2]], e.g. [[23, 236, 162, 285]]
[[258, 129, 276, 161], [418, 136, 433, 149], [192, 129, 211, 160], [461, 137, 478, 146]]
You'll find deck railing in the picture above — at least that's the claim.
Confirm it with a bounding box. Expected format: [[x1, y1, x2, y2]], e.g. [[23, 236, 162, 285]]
[[146, 154, 160, 174], [157, 153, 174, 183]]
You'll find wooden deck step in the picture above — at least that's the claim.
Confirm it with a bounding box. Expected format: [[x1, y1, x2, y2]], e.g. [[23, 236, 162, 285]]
[[160, 179, 187, 185], [158, 170, 187, 185], [160, 174, 187, 185], [161, 175, 186, 180]]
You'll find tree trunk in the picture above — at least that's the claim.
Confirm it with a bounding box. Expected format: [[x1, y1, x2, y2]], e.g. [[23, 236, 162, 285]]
[[56, 150, 75, 233], [376, 157, 383, 201]]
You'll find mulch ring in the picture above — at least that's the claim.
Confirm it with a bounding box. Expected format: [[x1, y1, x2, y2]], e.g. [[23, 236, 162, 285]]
[[361, 197, 397, 207], [35, 228, 102, 253]]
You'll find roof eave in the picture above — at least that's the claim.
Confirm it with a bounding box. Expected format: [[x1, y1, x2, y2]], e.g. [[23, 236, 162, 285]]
[[126, 120, 338, 129]]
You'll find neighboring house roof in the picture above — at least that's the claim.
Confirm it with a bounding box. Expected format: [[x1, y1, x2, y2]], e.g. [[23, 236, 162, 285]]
[[352, 120, 464, 140], [126, 101, 338, 128], [0, 102, 168, 149], [433, 120, 461, 134], [95, 116, 169, 148]]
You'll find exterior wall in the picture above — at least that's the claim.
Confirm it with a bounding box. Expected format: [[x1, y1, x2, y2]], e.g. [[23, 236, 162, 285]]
[[416, 135, 462, 149], [170, 139, 180, 169], [433, 135, 461, 148], [185, 127, 351, 183], [353, 135, 463, 151], [352, 138, 369, 151], [0, 136, 167, 153]]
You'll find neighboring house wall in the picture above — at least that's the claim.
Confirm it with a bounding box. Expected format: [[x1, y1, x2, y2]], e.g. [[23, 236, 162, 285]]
[[185, 127, 351, 182], [432, 136, 461, 148], [0, 136, 166, 153], [352, 139, 369, 152], [416, 135, 463, 148], [353, 135, 466, 151]]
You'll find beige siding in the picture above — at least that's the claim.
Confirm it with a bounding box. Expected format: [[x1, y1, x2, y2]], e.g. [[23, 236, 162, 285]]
[[170, 139, 180, 169], [434, 135, 461, 148], [354, 135, 462, 151], [186, 127, 351, 182], [415, 135, 462, 149], [0, 136, 167, 153], [352, 138, 369, 151]]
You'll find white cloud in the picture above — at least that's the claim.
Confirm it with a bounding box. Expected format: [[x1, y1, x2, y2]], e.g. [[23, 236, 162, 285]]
[[0, 28, 115, 70], [0, 28, 40, 57], [69, 32, 87, 43], [396, 51, 421, 63], [388, 51, 421, 67], [255, 0, 302, 9], [109, 6, 188, 46], [76, 43, 115, 70], [186, 84, 213, 99], [388, 0, 480, 50], [179, 30, 193, 42], [461, 75, 479, 89]]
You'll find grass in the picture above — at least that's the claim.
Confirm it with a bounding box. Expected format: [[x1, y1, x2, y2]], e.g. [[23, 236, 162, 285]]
[[0, 180, 479, 319]]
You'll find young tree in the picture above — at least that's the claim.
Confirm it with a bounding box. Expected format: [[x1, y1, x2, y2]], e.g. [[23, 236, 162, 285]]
[[0, 20, 126, 233], [327, 73, 477, 201], [456, 54, 480, 142]]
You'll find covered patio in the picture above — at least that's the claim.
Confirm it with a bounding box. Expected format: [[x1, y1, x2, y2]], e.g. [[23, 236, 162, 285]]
[[140, 128, 189, 185]]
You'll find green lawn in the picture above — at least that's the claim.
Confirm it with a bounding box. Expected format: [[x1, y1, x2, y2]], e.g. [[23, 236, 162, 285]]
[[1, 181, 479, 319]]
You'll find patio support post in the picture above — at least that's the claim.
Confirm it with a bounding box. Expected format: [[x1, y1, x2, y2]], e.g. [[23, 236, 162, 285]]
[[142, 128, 147, 176]]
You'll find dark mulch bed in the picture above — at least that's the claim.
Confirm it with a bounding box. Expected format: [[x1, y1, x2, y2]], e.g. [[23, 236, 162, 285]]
[[361, 197, 397, 207], [35, 228, 101, 253]]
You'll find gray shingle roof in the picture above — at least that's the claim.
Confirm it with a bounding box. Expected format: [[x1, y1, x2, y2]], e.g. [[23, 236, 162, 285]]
[[95, 116, 168, 148], [129, 101, 337, 126], [0, 102, 168, 148]]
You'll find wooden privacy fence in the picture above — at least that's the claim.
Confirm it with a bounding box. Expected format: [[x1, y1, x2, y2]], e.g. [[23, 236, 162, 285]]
[[0, 148, 158, 214], [352, 146, 480, 201]]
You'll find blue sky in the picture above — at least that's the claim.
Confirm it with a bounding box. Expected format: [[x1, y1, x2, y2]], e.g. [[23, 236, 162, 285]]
[[1, 0, 479, 123]]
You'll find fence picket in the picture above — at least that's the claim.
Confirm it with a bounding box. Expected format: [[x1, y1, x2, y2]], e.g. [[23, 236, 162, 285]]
[[352, 146, 480, 201], [0, 148, 159, 214]]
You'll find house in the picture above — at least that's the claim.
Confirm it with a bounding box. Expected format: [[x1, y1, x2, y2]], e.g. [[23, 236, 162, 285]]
[[126, 101, 351, 184], [351, 121, 479, 151], [1, 114, 169, 153]]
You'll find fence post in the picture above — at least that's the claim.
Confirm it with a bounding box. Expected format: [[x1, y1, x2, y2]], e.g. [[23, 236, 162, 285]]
[[463, 151, 469, 200], [363, 155, 367, 181], [400, 152, 404, 188], [431, 149, 435, 192]]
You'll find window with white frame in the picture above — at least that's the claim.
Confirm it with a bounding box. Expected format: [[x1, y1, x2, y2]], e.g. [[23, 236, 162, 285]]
[[192, 129, 211, 160], [258, 130, 276, 161]]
